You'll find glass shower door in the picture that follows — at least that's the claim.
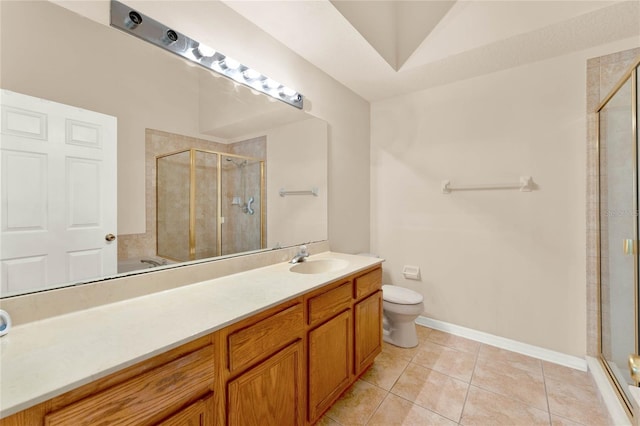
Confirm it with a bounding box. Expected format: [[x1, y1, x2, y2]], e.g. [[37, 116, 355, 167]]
[[220, 155, 264, 256], [599, 74, 637, 409], [157, 150, 191, 262], [194, 150, 219, 260]]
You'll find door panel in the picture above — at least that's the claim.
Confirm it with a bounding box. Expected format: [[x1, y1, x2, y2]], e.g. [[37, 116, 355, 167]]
[[1, 256, 47, 294], [0, 90, 117, 295], [2, 150, 47, 230]]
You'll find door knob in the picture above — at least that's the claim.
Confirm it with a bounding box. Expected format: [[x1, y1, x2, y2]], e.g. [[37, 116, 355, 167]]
[[629, 354, 640, 383], [105, 233, 116, 242]]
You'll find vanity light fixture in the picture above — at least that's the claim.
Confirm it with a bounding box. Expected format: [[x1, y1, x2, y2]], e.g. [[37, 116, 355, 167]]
[[110, 0, 304, 109]]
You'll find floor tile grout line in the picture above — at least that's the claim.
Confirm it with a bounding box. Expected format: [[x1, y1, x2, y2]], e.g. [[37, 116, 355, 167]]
[[361, 361, 414, 426], [541, 361, 553, 426], [466, 380, 549, 413], [389, 334, 468, 425], [458, 342, 482, 425], [363, 390, 391, 426], [388, 388, 465, 425], [389, 361, 469, 424], [388, 390, 462, 425]]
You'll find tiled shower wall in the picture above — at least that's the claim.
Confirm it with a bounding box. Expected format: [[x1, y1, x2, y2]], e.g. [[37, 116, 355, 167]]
[[118, 129, 266, 261], [586, 47, 640, 356]]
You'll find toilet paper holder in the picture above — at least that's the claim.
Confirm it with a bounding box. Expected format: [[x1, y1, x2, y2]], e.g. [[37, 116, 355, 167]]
[[402, 265, 421, 280]]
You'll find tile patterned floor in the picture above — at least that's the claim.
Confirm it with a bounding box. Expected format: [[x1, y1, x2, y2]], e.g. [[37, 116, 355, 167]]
[[318, 326, 611, 426]]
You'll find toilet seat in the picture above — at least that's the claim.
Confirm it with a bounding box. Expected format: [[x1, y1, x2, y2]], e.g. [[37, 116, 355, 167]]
[[382, 285, 423, 305]]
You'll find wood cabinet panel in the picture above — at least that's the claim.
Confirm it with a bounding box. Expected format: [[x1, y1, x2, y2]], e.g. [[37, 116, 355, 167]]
[[228, 303, 303, 374], [354, 291, 382, 375], [354, 268, 382, 300], [227, 341, 304, 426], [307, 281, 352, 327], [308, 310, 352, 422], [44, 345, 214, 426], [157, 394, 214, 426]]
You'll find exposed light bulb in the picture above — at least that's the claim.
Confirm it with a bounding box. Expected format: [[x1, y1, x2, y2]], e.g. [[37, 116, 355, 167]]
[[280, 87, 296, 97], [223, 57, 240, 70], [243, 68, 262, 80], [263, 79, 280, 90], [196, 43, 216, 57]]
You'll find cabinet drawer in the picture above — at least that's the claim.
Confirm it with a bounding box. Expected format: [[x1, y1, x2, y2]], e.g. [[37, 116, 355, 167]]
[[44, 345, 215, 426], [308, 281, 352, 327], [157, 393, 214, 426], [228, 304, 303, 374], [354, 268, 382, 300]]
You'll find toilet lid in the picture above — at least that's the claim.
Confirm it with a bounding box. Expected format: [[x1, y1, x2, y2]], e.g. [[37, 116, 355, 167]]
[[382, 285, 423, 304]]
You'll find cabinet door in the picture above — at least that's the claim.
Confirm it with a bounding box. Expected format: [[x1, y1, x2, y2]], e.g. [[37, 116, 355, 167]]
[[354, 291, 382, 375], [308, 310, 352, 422], [157, 394, 214, 426], [227, 340, 304, 426]]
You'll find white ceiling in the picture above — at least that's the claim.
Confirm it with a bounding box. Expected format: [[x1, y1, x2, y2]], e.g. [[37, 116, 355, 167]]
[[223, 0, 640, 101]]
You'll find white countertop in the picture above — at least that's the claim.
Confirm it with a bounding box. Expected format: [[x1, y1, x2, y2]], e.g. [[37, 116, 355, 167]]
[[0, 251, 383, 419]]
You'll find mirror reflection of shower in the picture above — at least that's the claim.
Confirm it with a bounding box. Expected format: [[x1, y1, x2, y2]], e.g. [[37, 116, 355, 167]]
[[227, 158, 255, 215], [156, 149, 265, 262]]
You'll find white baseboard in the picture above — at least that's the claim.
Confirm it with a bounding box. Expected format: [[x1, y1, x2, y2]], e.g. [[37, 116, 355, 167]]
[[586, 356, 631, 426], [416, 316, 588, 371]]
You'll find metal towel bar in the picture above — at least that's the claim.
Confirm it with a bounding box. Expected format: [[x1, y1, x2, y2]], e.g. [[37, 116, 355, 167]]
[[279, 187, 319, 197], [441, 176, 533, 194]]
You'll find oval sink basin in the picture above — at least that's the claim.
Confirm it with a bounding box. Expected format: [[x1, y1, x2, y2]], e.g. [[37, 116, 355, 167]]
[[289, 259, 349, 274]]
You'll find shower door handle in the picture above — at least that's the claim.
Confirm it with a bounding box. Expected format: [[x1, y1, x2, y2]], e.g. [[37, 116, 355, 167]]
[[623, 239, 636, 255], [629, 354, 640, 383]]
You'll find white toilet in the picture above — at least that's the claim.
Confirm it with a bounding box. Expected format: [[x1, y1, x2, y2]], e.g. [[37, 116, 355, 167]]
[[382, 284, 424, 348]]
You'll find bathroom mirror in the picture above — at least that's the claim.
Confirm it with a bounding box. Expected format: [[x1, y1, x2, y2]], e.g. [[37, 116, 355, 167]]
[[0, 1, 328, 297]]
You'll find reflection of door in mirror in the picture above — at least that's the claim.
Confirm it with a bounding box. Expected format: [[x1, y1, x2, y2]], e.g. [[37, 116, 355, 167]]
[[0, 90, 117, 296]]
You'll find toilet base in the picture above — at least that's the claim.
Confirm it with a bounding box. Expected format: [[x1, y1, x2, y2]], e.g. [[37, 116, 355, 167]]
[[382, 316, 419, 348]]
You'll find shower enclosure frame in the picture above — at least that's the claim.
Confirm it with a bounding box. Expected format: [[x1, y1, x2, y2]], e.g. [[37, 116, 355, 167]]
[[597, 56, 640, 419], [156, 148, 266, 261]]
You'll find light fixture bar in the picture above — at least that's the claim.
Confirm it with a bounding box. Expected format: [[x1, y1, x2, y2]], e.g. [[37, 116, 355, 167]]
[[110, 0, 304, 109]]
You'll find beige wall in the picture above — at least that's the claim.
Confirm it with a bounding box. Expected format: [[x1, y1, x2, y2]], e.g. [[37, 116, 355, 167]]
[[371, 37, 639, 357], [56, 0, 371, 254], [266, 118, 328, 248]]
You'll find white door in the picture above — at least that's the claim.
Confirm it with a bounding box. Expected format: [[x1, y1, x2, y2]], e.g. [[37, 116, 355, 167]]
[[0, 90, 117, 295]]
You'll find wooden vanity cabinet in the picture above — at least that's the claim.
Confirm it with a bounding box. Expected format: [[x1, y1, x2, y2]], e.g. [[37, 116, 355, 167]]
[[216, 299, 306, 426], [0, 265, 383, 426], [307, 281, 353, 423], [305, 266, 383, 424]]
